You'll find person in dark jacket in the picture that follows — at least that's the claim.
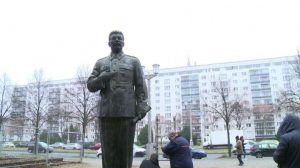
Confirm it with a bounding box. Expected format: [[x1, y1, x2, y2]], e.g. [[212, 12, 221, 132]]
[[139, 153, 160, 168], [273, 114, 300, 168], [240, 136, 246, 159], [162, 132, 193, 168]]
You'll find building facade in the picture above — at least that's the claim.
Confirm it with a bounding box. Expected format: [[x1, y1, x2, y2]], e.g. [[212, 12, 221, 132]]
[[146, 55, 300, 143], [4, 55, 300, 144], [6, 79, 99, 143]]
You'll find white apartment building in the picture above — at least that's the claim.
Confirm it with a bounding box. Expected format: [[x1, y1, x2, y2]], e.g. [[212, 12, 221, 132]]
[[6, 78, 99, 142], [145, 55, 300, 143], [5, 55, 300, 144]]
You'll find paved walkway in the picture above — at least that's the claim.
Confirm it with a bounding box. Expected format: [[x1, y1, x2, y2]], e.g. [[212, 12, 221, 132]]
[[60, 155, 278, 168]]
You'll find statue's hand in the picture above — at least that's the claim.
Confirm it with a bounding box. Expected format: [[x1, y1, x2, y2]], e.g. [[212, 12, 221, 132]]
[[99, 71, 116, 81]]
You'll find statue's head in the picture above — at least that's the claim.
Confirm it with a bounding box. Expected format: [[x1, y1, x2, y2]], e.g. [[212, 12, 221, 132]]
[[108, 30, 124, 53]]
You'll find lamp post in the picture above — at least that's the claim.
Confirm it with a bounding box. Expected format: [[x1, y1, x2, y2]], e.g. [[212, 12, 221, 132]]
[[144, 64, 159, 158], [189, 102, 193, 146], [187, 76, 193, 146], [67, 122, 70, 143], [185, 101, 193, 146]]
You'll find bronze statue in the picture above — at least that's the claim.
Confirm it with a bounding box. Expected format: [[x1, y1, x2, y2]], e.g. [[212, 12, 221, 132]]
[[87, 31, 150, 168]]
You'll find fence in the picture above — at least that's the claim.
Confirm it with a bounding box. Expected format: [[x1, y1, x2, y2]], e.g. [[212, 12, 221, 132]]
[[0, 124, 97, 165]]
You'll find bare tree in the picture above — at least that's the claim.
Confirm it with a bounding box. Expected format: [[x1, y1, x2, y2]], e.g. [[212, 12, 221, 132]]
[[25, 69, 49, 154], [202, 80, 242, 157], [277, 52, 300, 114], [231, 101, 251, 130], [64, 65, 98, 156], [0, 74, 13, 132], [291, 49, 300, 78], [278, 90, 300, 114]]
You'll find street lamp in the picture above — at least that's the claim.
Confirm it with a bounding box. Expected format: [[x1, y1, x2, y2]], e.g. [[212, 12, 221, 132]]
[[144, 64, 159, 158], [189, 102, 193, 146], [184, 100, 193, 146]]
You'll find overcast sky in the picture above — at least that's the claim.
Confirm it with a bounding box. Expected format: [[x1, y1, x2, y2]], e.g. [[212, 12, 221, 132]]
[[1, 0, 300, 85]]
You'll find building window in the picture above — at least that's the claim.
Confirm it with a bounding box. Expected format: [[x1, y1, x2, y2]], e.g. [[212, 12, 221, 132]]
[[219, 74, 227, 80], [164, 79, 170, 84], [284, 83, 291, 89], [165, 99, 171, 104], [164, 92, 170, 97], [164, 86, 170, 90]]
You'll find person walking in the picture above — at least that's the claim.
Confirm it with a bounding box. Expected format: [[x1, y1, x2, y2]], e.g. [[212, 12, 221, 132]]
[[139, 153, 160, 168], [162, 132, 193, 168], [240, 136, 246, 160], [235, 136, 244, 166], [273, 114, 300, 168]]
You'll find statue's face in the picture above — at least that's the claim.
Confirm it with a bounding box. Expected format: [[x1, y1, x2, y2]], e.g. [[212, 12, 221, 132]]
[[109, 33, 124, 52]]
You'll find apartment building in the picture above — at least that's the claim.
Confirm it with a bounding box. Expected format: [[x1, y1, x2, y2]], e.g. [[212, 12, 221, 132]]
[[5, 55, 299, 144], [145, 55, 300, 143], [7, 79, 99, 142]]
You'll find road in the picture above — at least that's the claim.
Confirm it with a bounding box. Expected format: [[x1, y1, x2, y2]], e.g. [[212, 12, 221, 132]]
[[59, 154, 278, 168], [1, 150, 278, 168]]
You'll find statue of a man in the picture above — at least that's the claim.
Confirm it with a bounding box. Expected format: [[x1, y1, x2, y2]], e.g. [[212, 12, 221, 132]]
[[87, 31, 150, 168]]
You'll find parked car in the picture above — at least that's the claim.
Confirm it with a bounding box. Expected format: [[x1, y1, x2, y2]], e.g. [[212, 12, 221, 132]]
[[15, 141, 30, 148], [163, 148, 207, 159], [191, 148, 207, 159], [89, 143, 101, 150], [50, 142, 65, 148], [250, 142, 278, 158], [259, 140, 279, 145], [96, 144, 145, 158], [2, 142, 15, 148], [96, 148, 102, 158], [244, 139, 257, 154], [63, 143, 82, 150], [28, 142, 54, 153], [133, 144, 146, 157]]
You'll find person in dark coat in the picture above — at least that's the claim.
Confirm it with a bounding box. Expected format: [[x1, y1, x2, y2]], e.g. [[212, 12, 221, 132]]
[[240, 136, 246, 159], [162, 132, 193, 168], [273, 114, 300, 168], [139, 153, 160, 168], [235, 136, 244, 166]]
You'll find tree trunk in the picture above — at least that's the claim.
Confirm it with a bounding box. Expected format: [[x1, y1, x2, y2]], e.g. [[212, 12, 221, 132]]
[[226, 122, 231, 157]]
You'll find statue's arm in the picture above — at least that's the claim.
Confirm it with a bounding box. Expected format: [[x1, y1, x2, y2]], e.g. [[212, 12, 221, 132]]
[[133, 58, 151, 123], [87, 61, 106, 92], [134, 58, 148, 102]]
